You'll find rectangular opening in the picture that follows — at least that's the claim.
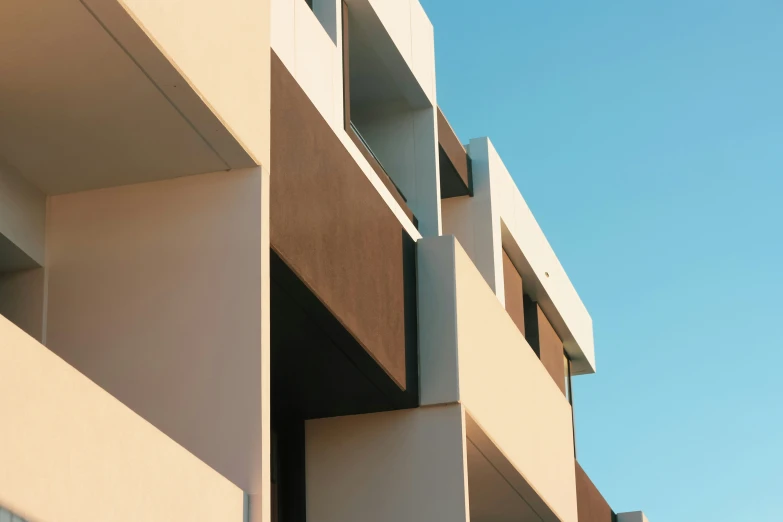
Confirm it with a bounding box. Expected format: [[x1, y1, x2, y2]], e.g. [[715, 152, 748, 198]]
[[341, 2, 428, 227], [270, 420, 306, 522], [502, 249, 525, 337]]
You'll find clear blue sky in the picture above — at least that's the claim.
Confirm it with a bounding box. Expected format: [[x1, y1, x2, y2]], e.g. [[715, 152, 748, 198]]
[[419, 1, 783, 520]]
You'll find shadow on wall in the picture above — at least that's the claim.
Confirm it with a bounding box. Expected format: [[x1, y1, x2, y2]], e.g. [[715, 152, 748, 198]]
[[2, 504, 29, 521]]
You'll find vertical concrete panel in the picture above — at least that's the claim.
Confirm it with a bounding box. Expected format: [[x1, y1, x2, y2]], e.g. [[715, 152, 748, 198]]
[[45, 168, 266, 495], [271, 0, 296, 71], [0, 159, 46, 267], [409, 0, 435, 103], [306, 405, 470, 522], [417, 235, 460, 406], [295, 1, 337, 126], [412, 106, 442, 236]]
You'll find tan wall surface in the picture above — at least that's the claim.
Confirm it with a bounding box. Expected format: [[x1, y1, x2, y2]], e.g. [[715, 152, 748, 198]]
[[305, 405, 470, 522], [45, 168, 266, 494], [0, 314, 244, 522], [115, 0, 271, 168]]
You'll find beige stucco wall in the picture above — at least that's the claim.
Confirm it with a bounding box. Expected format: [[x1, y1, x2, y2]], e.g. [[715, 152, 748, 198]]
[[44, 168, 268, 501], [0, 314, 244, 522], [111, 0, 271, 169], [305, 405, 470, 522], [418, 235, 578, 522]]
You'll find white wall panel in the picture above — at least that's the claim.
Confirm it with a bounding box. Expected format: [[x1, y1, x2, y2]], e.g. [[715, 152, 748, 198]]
[[45, 168, 266, 494], [294, 0, 337, 126], [366, 0, 412, 65], [116, 0, 271, 168], [410, 0, 436, 103], [271, 0, 296, 71]]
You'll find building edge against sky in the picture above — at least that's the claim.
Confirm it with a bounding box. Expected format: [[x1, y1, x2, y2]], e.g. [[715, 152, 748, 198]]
[[0, 0, 650, 522]]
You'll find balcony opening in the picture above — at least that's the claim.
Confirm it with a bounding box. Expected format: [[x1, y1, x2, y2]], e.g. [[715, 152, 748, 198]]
[[466, 413, 561, 522], [269, 246, 418, 521], [342, 2, 433, 228]]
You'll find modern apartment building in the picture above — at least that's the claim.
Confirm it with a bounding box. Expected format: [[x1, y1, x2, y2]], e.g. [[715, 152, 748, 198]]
[[0, 0, 649, 521]]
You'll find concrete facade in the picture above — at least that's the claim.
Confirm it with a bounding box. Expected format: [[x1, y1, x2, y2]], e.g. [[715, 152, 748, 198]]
[[0, 1, 650, 521]]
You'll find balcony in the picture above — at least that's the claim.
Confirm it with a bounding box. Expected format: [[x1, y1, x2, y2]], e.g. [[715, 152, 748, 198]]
[[418, 235, 578, 522], [270, 48, 418, 406], [0, 314, 244, 522], [442, 137, 596, 375], [0, 0, 267, 196]]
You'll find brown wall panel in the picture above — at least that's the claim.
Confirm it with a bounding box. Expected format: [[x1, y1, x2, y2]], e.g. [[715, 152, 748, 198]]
[[270, 51, 413, 390], [576, 461, 616, 522], [502, 250, 525, 337], [538, 306, 566, 395]]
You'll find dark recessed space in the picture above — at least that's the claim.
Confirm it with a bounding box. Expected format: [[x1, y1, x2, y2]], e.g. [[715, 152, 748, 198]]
[[439, 145, 472, 198], [270, 249, 417, 423], [270, 248, 418, 522]]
